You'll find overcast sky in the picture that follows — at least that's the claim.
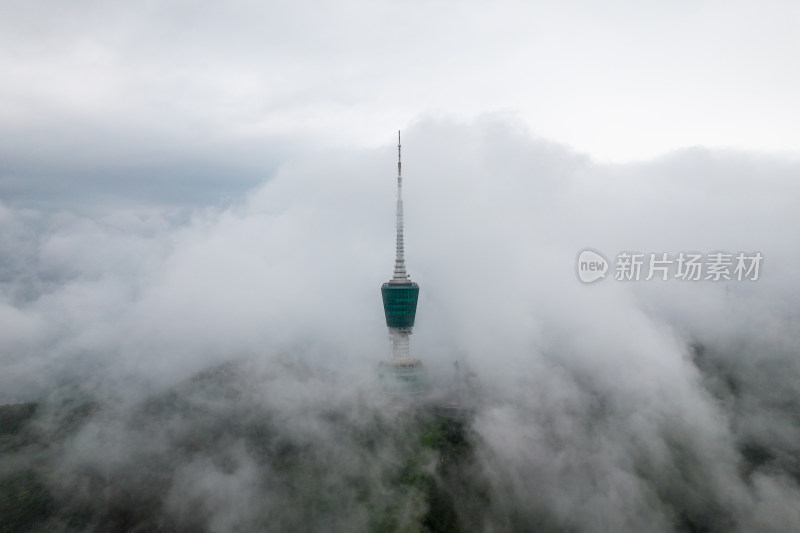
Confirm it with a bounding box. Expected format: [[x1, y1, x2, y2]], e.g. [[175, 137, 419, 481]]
[[2, 4, 800, 529], [1, 0, 799, 205]]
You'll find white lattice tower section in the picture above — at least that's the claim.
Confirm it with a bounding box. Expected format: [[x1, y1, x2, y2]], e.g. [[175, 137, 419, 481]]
[[391, 130, 409, 284]]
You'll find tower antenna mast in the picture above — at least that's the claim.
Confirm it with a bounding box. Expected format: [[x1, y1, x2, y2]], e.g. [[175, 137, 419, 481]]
[[392, 130, 409, 283]]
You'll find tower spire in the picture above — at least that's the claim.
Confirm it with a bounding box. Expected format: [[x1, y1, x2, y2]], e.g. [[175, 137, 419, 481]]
[[392, 130, 409, 283]]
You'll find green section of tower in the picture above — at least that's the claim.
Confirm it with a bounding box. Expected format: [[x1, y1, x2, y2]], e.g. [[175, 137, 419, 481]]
[[381, 282, 419, 329]]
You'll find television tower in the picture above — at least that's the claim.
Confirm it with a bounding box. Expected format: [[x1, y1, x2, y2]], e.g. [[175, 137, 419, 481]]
[[379, 131, 424, 391]]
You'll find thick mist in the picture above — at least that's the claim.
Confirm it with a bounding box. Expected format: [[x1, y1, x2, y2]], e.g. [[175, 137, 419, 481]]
[[1, 118, 799, 531]]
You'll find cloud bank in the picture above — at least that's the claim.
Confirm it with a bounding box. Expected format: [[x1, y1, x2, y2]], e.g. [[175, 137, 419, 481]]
[[1, 117, 799, 531]]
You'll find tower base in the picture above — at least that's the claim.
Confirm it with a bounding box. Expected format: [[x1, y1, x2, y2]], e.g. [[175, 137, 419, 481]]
[[377, 358, 426, 395]]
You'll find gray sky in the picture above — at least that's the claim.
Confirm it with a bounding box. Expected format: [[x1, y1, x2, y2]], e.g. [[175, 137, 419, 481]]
[[2, 0, 799, 205]]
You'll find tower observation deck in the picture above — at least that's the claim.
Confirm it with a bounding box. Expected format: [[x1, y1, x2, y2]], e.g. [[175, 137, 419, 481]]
[[379, 132, 424, 391]]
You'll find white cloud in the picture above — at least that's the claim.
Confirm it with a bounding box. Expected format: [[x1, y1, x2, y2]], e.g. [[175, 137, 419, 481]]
[[1, 116, 799, 529]]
